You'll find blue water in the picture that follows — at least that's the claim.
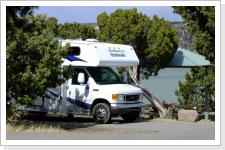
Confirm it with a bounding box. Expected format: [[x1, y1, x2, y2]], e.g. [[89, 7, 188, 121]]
[[112, 67, 190, 104], [141, 68, 190, 104]]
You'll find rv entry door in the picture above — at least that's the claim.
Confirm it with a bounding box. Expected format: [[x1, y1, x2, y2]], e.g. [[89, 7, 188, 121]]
[[67, 68, 91, 114]]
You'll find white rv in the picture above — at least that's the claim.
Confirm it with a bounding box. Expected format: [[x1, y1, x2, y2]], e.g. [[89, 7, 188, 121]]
[[19, 38, 144, 123]]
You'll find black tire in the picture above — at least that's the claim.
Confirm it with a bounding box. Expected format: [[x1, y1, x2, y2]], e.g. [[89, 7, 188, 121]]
[[121, 112, 140, 122], [92, 103, 112, 124]]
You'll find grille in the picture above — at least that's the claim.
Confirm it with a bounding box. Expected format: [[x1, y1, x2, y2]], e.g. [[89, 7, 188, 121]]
[[125, 95, 139, 101]]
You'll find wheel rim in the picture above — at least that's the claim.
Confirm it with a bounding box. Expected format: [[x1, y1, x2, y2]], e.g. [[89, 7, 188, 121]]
[[96, 107, 106, 120]]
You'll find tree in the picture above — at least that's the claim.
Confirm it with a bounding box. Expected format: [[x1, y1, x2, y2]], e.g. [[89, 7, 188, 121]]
[[97, 8, 179, 117], [58, 22, 96, 40], [175, 67, 215, 111], [172, 6, 215, 111], [172, 6, 215, 62], [6, 7, 98, 121], [6, 6, 38, 33], [6, 8, 71, 120]]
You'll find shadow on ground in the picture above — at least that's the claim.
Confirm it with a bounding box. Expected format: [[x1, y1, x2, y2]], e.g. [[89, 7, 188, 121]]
[[20, 114, 147, 131]]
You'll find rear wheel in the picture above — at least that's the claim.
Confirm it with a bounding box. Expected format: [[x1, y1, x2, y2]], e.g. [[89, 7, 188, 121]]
[[121, 112, 140, 122], [92, 103, 112, 124]]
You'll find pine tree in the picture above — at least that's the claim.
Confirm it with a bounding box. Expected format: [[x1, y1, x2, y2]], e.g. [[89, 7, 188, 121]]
[[58, 22, 96, 40], [172, 6, 215, 111], [6, 7, 71, 120], [6, 7, 98, 120]]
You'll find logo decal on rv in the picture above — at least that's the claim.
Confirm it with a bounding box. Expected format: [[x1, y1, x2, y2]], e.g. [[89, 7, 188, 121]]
[[110, 53, 126, 57], [66, 55, 87, 62], [108, 49, 126, 57]]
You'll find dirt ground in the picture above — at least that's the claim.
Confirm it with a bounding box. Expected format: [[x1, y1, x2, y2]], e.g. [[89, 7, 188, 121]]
[[18, 112, 215, 133]]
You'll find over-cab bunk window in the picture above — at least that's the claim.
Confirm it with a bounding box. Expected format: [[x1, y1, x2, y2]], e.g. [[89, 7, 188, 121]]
[[67, 47, 80, 56]]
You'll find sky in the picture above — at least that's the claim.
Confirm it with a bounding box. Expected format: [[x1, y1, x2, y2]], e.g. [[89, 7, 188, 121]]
[[33, 6, 183, 24]]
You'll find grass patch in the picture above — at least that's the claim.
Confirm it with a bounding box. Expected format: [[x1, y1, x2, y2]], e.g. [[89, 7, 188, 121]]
[[7, 121, 66, 133], [6, 112, 95, 133]]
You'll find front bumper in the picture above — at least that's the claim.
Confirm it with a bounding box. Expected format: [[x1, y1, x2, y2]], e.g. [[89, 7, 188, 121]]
[[111, 103, 146, 115]]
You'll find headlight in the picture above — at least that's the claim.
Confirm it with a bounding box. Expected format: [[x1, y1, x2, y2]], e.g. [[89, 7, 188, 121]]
[[112, 94, 124, 101], [140, 94, 144, 100]]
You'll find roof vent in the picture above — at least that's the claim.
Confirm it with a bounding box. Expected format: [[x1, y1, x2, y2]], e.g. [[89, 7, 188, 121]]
[[85, 39, 99, 42]]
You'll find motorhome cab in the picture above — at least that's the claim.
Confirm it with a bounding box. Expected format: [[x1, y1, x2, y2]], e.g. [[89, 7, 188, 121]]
[[20, 38, 144, 123]]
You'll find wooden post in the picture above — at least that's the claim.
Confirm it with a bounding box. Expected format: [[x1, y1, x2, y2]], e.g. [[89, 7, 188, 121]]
[[204, 66, 209, 120], [205, 90, 209, 120]]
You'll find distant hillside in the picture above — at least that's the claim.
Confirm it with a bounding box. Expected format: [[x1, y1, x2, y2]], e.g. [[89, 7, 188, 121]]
[[86, 22, 194, 51], [171, 22, 194, 51]]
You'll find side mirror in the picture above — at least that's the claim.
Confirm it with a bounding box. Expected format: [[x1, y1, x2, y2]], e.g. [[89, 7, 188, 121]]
[[77, 73, 85, 84]]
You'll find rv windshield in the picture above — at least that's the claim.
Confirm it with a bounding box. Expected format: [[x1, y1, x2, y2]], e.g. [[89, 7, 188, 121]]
[[87, 67, 125, 85]]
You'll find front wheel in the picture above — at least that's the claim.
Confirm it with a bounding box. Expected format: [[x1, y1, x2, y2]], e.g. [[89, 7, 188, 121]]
[[92, 103, 112, 124], [121, 112, 140, 122]]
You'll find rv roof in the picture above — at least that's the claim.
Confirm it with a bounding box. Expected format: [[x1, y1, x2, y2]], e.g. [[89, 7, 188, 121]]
[[58, 38, 128, 46]]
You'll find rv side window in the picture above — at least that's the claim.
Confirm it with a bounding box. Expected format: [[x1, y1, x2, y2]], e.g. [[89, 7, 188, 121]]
[[72, 69, 88, 85], [67, 47, 80, 56]]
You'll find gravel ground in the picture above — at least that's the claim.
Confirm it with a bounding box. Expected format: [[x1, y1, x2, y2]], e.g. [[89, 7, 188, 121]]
[[6, 114, 215, 141]]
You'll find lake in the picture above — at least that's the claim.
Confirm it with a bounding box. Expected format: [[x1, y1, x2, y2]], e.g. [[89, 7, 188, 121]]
[[140, 68, 190, 104]]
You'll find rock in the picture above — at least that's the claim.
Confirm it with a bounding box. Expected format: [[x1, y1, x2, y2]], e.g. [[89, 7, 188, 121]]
[[178, 110, 199, 122]]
